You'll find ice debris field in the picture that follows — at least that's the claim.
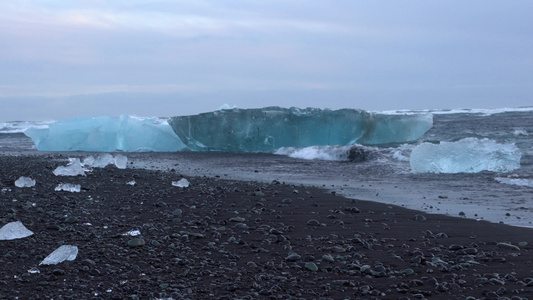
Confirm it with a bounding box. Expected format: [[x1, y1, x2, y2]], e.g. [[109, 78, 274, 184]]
[[1, 153, 192, 268]]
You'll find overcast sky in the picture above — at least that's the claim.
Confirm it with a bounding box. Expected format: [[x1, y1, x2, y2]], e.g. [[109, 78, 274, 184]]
[[1, 1, 532, 121]]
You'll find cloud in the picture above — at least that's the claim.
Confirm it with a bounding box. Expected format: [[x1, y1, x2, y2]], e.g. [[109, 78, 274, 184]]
[[0, 0, 532, 120]]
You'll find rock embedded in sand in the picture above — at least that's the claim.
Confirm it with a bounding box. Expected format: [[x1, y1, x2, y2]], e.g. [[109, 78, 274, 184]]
[[307, 219, 321, 226], [127, 238, 146, 248], [305, 262, 318, 272], [414, 214, 427, 221], [497, 242, 520, 251]]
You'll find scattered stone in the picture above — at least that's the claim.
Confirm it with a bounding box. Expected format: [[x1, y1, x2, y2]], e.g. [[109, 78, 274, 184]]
[[127, 238, 146, 248], [414, 214, 427, 221], [497, 242, 520, 251], [322, 254, 335, 263], [305, 262, 318, 272]]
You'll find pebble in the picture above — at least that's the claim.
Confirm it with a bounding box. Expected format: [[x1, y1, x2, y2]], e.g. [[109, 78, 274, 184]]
[[497, 242, 520, 251], [307, 219, 321, 226], [322, 254, 334, 263], [414, 214, 427, 221], [127, 238, 146, 248], [305, 262, 318, 272]]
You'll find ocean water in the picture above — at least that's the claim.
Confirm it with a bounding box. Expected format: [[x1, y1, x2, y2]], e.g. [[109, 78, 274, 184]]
[[1, 107, 532, 227]]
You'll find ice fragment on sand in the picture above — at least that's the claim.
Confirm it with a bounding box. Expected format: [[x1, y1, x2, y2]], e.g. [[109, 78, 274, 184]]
[[495, 177, 533, 188], [53, 158, 86, 176], [15, 176, 36, 188], [114, 155, 127, 169], [169, 107, 433, 152], [126, 180, 136, 186], [82, 154, 127, 169], [0, 221, 34, 240], [172, 178, 190, 188], [410, 138, 521, 174], [39, 245, 78, 265], [55, 183, 81, 192], [24, 115, 185, 152], [28, 267, 40, 274], [122, 230, 141, 236], [83, 154, 114, 168]]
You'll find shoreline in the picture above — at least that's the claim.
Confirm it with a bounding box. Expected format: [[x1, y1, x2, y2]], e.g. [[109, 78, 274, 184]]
[[1, 153, 533, 299]]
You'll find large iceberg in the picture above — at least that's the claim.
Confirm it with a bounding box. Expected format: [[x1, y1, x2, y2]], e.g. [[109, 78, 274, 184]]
[[25, 115, 185, 152], [410, 138, 522, 173], [169, 107, 433, 152]]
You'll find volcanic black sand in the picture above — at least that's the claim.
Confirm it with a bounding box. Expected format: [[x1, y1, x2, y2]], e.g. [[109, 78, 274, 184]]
[[1, 154, 533, 300]]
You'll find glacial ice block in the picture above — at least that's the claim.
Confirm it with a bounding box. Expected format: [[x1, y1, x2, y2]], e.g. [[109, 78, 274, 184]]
[[15, 176, 36, 188], [169, 107, 433, 152], [0, 221, 34, 240], [39, 245, 78, 265], [24, 115, 185, 152], [410, 138, 522, 174]]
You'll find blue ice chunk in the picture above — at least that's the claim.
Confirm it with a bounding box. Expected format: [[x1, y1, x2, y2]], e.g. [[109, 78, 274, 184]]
[[169, 107, 433, 152], [24, 115, 185, 152], [0, 221, 34, 240], [410, 138, 522, 173], [39, 245, 78, 265]]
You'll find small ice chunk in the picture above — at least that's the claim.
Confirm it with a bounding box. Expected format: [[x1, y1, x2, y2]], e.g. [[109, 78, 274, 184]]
[[53, 158, 86, 176], [126, 180, 136, 186], [55, 183, 81, 192], [114, 155, 128, 169], [28, 267, 40, 274], [39, 245, 78, 265], [0, 221, 34, 240], [15, 176, 36, 188], [172, 178, 190, 188], [83, 154, 114, 168], [122, 230, 141, 236]]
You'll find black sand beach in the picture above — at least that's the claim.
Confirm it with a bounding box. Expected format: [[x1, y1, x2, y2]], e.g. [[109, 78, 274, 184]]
[[1, 154, 533, 299]]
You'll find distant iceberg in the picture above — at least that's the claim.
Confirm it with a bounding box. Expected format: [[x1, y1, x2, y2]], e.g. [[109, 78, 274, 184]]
[[25, 115, 185, 152], [169, 107, 433, 152], [410, 138, 522, 173]]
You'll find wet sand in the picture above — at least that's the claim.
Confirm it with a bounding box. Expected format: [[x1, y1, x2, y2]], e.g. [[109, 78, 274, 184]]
[[1, 154, 533, 299]]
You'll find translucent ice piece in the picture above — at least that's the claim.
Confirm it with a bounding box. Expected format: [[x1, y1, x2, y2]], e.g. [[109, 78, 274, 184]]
[[15, 176, 36, 188], [83, 154, 114, 168], [410, 138, 521, 174], [122, 230, 141, 236], [169, 107, 433, 152], [55, 183, 81, 192], [53, 158, 86, 176], [114, 155, 127, 169], [172, 178, 190, 188], [0, 221, 34, 240], [39, 245, 78, 265], [24, 115, 185, 152]]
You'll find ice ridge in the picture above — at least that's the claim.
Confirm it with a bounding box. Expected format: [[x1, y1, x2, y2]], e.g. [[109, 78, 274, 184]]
[[169, 107, 433, 152]]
